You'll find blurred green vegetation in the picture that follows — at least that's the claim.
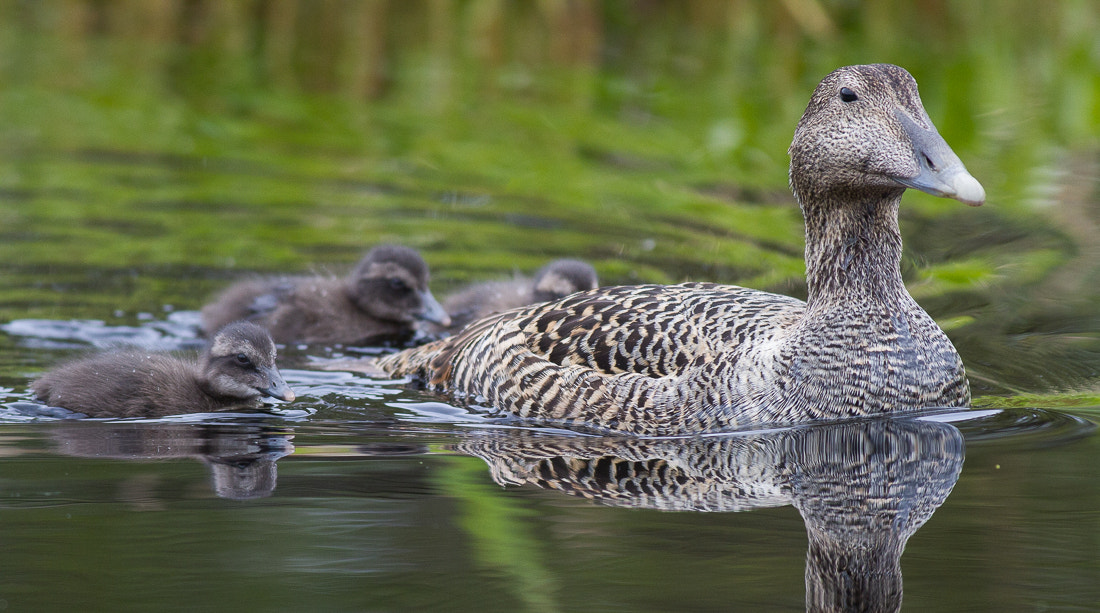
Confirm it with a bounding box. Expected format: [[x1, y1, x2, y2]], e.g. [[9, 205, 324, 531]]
[[0, 0, 1098, 397]]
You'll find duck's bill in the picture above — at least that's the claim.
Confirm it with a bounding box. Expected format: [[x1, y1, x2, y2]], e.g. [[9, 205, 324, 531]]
[[895, 161, 986, 207], [415, 290, 452, 327], [893, 108, 986, 207], [260, 367, 296, 402]]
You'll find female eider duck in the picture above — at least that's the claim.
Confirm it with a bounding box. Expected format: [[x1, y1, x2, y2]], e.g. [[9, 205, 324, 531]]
[[439, 259, 599, 331], [33, 321, 295, 418], [377, 64, 985, 436], [201, 245, 450, 345]]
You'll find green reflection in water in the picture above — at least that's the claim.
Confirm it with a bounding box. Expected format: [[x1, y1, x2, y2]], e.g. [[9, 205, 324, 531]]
[[433, 454, 560, 613]]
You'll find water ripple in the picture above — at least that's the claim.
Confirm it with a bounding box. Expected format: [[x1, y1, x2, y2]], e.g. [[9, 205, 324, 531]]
[[1, 311, 203, 351], [949, 406, 1096, 447]]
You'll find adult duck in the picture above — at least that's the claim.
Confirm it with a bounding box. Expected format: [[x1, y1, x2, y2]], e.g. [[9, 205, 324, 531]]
[[378, 64, 985, 436]]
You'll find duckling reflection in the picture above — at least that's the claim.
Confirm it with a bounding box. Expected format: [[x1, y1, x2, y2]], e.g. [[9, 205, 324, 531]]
[[50, 422, 294, 500], [454, 417, 963, 613]]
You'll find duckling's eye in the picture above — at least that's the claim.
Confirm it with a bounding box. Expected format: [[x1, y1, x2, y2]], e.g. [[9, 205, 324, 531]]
[[235, 353, 252, 366], [839, 87, 859, 103], [388, 278, 409, 292]]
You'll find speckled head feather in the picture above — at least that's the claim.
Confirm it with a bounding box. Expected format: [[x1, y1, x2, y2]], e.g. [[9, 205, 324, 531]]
[[531, 259, 599, 303], [202, 321, 295, 402], [350, 245, 430, 286], [790, 64, 984, 208], [208, 321, 277, 365], [377, 64, 983, 436], [348, 245, 450, 326]]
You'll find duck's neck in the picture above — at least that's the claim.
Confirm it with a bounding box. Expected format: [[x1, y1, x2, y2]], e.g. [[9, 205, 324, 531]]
[[798, 188, 908, 308]]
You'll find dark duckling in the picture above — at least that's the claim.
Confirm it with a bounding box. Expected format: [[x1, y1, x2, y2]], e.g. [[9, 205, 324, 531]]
[[439, 259, 599, 331], [377, 64, 986, 436], [201, 245, 451, 345], [33, 321, 295, 418]]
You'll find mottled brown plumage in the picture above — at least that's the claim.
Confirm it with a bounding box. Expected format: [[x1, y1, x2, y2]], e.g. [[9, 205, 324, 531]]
[[201, 245, 450, 345], [33, 321, 295, 418], [438, 259, 599, 331], [379, 64, 985, 435]]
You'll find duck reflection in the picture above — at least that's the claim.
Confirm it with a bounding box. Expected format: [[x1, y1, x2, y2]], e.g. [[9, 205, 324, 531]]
[[50, 422, 294, 500], [455, 417, 963, 613]]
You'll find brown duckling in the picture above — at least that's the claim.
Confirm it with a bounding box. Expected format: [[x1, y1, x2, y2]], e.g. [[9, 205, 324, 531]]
[[33, 321, 295, 418], [439, 259, 599, 331], [377, 64, 986, 436], [201, 245, 450, 345]]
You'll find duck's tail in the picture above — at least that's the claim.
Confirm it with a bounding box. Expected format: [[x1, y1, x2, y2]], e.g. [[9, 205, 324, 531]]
[[377, 309, 512, 386], [375, 338, 449, 381]]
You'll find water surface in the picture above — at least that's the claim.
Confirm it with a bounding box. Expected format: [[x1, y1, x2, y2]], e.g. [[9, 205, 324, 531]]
[[2, 2, 1100, 611]]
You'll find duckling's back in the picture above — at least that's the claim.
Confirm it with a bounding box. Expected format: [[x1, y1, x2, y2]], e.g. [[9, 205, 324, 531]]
[[201, 278, 294, 334], [34, 351, 214, 418]]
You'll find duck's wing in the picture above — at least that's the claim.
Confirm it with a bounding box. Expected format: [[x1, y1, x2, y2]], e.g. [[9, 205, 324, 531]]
[[378, 283, 804, 434], [521, 283, 764, 377]]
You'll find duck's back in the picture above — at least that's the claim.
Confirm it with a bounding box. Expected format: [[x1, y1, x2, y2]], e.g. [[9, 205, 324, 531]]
[[33, 351, 216, 418], [381, 280, 970, 434], [515, 283, 802, 376], [381, 283, 806, 433]]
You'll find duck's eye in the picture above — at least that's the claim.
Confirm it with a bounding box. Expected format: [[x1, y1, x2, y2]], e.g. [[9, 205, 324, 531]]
[[839, 87, 859, 103], [388, 278, 409, 292], [235, 353, 252, 366]]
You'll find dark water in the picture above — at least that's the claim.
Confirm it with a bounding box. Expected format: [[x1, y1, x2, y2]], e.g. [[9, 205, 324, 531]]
[[3, 2, 1100, 611], [1, 318, 1098, 612]]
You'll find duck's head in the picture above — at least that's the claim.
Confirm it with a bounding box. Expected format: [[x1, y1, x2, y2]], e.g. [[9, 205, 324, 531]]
[[788, 64, 984, 208], [346, 245, 451, 327], [203, 321, 295, 402], [531, 259, 600, 303]]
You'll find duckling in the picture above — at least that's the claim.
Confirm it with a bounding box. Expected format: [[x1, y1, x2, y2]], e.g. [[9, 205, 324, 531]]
[[377, 64, 986, 435], [33, 321, 295, 418], [201, 245, 451, 345], [439, 259, 599, 330]]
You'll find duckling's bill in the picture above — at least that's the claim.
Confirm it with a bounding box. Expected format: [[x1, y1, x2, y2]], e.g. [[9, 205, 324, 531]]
[[416, 290, 452, 327], [260, 366, 296, 402]]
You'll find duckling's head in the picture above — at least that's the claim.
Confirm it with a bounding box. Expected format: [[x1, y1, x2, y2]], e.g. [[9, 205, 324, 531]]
[[203, 321, 295, 402], [346, 245, 451, 326], [531, 259, 599, 303], [789, 64, 984, 208]]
